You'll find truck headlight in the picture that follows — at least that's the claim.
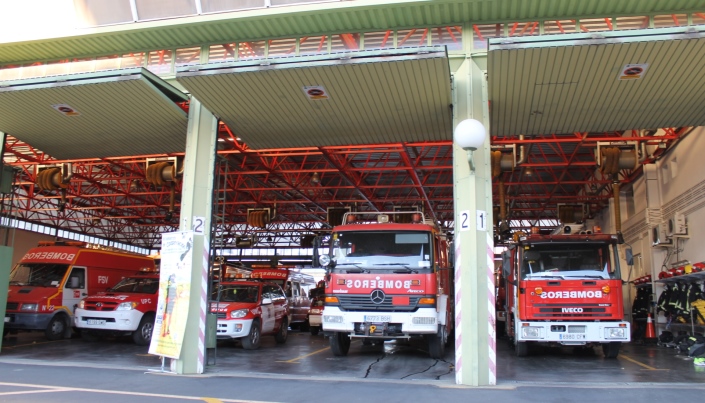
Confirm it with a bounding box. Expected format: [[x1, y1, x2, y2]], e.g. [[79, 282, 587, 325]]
[[230, 309, 248, 319], [605, 328, 626, 339], [319, 255, 331, 267], [78, 300, 86, 309], [521, 326, 542, 339], [116, 302, 138, 311], [20, 303, 38, 312]]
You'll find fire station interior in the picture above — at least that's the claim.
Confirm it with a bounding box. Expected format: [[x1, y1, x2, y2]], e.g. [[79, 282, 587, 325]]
[[3, 11, 705, 385]]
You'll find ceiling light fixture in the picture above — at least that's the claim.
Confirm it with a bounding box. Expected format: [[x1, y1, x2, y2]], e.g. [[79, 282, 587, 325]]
[[311, 172, 320, 184]]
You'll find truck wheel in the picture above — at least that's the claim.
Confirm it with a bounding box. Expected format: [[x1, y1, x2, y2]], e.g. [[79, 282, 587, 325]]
[[132, 314, 155, 346], [602, 342, 621, 358], [45, 315, 67, 341], [242, 319, 261, 350], [516, 341, 529, 357], [275, 317, 288, 344], [330, 332, 351, 356], [310, 326, 320, 336], [428, 326, 446, 359]]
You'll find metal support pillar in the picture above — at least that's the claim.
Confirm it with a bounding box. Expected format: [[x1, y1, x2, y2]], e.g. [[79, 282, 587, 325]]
[[172, 98, 217, 374], [452, 55, 495, 386], [0, 246, 11, 350]]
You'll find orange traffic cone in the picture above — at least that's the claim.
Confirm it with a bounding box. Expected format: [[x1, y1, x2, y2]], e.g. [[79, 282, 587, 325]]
[[645, 313, 656, 343]]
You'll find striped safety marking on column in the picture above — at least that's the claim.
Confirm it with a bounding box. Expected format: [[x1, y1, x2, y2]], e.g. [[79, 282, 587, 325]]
[[197, 239, 209, 374], [454, 237, 463, 383], [486, 231, 496, 385]]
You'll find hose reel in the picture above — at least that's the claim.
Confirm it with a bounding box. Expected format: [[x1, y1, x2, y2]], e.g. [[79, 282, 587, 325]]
[[36, 165, 72, 212], [247, 208, 274, 229], [145, 159, 179, 221]]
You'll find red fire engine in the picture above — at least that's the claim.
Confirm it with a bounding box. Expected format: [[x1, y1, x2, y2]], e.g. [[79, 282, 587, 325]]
[[318, 211, 452, 359], [502, 225, 630, 357], [4, 241, 156, 340]]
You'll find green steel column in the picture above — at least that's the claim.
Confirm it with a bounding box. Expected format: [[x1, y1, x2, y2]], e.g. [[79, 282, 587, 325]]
[[172, 98, 217, 374], [452, 54, 495, 386], [0, 246, 11, 350]]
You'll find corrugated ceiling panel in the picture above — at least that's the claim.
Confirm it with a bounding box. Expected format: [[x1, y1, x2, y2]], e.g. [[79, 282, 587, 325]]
[[176, 48, 452, 149], [3, 0, 705, 63], [489, 27, 705, 136], [0, 69, 188, 159]]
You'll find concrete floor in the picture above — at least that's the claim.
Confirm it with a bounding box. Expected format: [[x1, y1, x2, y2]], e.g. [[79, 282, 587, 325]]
[[2, 329, 704, 383]]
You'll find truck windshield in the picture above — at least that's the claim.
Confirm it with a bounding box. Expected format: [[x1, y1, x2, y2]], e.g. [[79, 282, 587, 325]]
[[9, 263, 70, 287], [330, 230, 432, 271], [216, 285, 260, 303], [520, 243, 619, 280], [109, 277, 159, 293]]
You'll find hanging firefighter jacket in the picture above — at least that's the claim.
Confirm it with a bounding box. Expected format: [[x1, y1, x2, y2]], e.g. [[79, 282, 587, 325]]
[[632, 286, 652, 319], [657, 283, 684, 317]]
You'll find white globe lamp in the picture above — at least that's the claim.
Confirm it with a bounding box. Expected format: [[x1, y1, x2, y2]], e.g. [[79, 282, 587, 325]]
[[454, 119, 487, 171]]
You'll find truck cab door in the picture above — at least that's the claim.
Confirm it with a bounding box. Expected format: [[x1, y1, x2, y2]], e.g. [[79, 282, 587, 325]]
[[62, 266, 86, 314]]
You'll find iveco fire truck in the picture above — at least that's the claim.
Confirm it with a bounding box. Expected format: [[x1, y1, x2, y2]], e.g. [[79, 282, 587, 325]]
[[318, 211, 452, 359], [502, 225, 630, 358]]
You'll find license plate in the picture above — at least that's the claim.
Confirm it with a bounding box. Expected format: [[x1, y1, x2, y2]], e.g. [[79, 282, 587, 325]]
[[87, 319, 106, 325], [364, 315, 391, 322], [559, 333, 586, 340]]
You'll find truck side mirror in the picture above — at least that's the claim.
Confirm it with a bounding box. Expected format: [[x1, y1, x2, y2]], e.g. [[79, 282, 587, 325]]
[[501, 251, 511, 278], [70, 276, 80, 288], [625, 248, 634, 266]]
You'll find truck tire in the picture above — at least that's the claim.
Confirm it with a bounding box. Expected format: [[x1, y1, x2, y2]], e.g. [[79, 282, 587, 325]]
[[330, 332, 351, 356], [45, 314, 67, 341], [310, 326, 320, 336], [132, 314, 155, 346], [275, 317, 288, 344], [242, 319, 261, 350], [428, 325, 446, 359], [602, 342, 621, 358], [515, 341, 529, 357]]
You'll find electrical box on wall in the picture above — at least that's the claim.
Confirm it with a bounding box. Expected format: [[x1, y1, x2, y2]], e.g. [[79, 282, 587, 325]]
[[667, 212, 688, 237], [652, 224, 672, 247]]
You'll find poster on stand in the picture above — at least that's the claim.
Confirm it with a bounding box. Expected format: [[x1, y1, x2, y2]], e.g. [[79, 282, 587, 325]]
[[149, 231, 193, 359]]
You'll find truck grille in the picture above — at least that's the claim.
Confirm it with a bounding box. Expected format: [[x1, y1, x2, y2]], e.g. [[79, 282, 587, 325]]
[[337, 295, 421, 312], [6, 302, 18, 311], [83, 301, 119, 311], [533, 303, 611, 319]]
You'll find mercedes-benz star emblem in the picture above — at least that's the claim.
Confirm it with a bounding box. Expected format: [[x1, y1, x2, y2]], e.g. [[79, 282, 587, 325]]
[[96, 302, 102, 308], [370, 289, 385, 304]]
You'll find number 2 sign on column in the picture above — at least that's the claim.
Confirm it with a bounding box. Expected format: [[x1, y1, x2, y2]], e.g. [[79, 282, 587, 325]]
[[458, 210, 487, 232]]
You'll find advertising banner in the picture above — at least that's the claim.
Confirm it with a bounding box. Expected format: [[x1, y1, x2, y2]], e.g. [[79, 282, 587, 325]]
[[149, 231, 193, 359]]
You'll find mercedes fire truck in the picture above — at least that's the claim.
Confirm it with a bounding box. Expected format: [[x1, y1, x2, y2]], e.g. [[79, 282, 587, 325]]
[[502, 225, 630, 358], [318, 211, 452, 359]]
